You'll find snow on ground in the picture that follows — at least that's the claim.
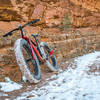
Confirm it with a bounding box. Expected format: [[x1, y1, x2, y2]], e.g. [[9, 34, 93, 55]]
[[15, 51, 100, 100], [0, 77, 22, 92]]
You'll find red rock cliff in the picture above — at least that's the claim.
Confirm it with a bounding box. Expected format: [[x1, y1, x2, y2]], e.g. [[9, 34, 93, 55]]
[[0, 0, 100, 27]]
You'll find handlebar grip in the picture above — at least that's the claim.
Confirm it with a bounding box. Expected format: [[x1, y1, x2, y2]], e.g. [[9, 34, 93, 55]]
[[31, 19, 40, 24], [22, 19, 40, 28], [27, 19, 40, 26], [3, 32, 12, 37], [3, 28, 19, 37]]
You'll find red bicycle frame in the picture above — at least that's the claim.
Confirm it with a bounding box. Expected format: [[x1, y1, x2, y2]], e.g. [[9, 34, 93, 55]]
[[21, 33, 44, 62]]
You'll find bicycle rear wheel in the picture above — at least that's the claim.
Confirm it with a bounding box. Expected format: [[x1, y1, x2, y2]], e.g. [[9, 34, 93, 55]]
[[14, 38, 41, 83], [40, 42, 58, 71]]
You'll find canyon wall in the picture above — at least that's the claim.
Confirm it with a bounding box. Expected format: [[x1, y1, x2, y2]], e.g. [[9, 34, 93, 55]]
[[0, 0, 100, 27], [0, 0, 100, 81]]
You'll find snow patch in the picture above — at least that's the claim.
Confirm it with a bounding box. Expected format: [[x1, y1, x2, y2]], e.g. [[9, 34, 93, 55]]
[[15, 51, 100, 100], [0, 77, 22, 92], [0, 93, 8, 97]]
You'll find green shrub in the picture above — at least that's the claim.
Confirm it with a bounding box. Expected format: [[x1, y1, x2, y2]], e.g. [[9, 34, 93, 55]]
[[62, 14, 72, 30]]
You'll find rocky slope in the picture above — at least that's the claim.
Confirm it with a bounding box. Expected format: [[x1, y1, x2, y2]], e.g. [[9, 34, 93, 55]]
[[0, 0, 100, 82]]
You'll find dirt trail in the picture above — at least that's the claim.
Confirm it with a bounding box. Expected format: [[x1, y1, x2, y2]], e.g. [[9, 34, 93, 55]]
[[0, 63, 66, 100]]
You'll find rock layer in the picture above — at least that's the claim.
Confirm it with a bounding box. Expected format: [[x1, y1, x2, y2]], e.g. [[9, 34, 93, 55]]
[[0, 0, 100, 27]]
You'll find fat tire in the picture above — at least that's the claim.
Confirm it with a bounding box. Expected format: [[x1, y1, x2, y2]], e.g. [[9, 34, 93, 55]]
[[14, 38, 41, 83], [40, 42, 58, 71]]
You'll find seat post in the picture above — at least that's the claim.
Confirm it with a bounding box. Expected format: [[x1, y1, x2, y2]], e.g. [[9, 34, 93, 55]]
[[35, 36, 39, 45], [32, 35, 38, 46]]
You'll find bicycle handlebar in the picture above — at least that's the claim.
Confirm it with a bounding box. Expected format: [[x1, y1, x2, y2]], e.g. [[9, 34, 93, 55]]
[[3, 19, 40, 37]]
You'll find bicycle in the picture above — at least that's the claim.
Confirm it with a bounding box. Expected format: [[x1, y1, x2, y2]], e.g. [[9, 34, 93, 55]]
[[3, 19, 58, 83]]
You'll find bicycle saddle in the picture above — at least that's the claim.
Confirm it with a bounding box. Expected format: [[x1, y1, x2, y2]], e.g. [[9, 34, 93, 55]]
[[32, 34, 39, 38]]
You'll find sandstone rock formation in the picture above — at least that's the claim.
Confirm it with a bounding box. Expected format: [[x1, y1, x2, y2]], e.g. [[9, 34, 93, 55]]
[[0, 0, 100, 27]]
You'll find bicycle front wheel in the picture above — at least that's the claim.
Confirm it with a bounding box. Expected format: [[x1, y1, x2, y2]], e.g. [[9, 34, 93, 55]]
[[14, 38, 41, 83]]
